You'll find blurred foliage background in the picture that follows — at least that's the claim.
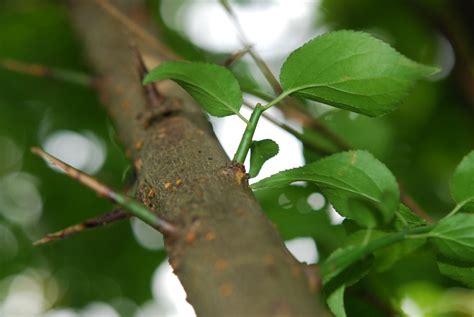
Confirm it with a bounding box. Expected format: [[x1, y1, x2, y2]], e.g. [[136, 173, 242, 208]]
[[0, 0, 473, 316]]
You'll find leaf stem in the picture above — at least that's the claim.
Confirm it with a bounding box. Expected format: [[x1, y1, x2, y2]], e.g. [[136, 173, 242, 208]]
[[236, 111, 249, 124], [233, 104, 265, 163], [443, 196, 474, 219], [262, 91, 293, 110]]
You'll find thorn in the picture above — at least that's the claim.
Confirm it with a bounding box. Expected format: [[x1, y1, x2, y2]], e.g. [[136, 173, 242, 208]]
[[31, 147, 114, 199], [33, 209, 129, 246], [131, 45, 165, 108]]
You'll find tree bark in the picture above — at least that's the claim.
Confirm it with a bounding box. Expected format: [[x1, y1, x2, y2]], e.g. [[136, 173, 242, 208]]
[[69, 1, 324, 316]]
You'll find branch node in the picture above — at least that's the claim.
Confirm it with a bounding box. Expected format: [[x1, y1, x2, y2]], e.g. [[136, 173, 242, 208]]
[[224, 161, 248, 186], [138, 98, 183, 129]]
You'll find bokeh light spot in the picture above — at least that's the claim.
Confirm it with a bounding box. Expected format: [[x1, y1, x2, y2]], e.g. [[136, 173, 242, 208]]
[[306, 192, 325, 210], [0, 223, 18, 262], [43, 130, 106, 175], [0, 172, 43, 227], [131, 218, 165, 251], [285, 237, 319, 264]]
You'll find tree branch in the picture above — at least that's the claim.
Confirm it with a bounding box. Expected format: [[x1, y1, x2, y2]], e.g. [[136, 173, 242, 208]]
[[67, 1, 324, 316]]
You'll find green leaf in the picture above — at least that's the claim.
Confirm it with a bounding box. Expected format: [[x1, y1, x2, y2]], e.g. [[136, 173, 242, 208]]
[[280, 30, 438, 117], [325, 257, 371, 317], [321, 245, 368, 285], [143, 61, 242, 117], [249, 139, 279, 178], [394, 204, 426, 231], [252, 150, 399, 227], [347, 229, 426, 272], [437, 260, 474, 288], [450, 150, 474, 211], [327, 285, 346, 317], [430, 213, 474, 263]]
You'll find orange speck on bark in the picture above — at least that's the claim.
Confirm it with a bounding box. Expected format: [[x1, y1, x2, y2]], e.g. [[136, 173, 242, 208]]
[[219, 283, 233, 297], [121, 100, 130, 109], [205, 232, 216, 241], [185, 230, 196, 243], [134, 141, 143, 150], [134, 159, 142, 171], [215, 259, 228, 272]]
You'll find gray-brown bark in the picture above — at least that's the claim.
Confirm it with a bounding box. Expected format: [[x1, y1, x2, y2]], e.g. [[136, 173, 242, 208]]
[[69, 1, 324, 316]]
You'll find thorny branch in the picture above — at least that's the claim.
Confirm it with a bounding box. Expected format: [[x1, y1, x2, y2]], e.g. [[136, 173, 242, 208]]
[[31, 147, 179, 236]]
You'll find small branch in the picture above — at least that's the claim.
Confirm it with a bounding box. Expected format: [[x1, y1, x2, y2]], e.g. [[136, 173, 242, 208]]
[[219, 0, 282, 94], [31, 147, 179, 236], [0, 58, 95, 87], [33, 209, 129, 246], [233, 104, 265, 163], [442, 196, 474, 220], [94, 0, 180, 61]]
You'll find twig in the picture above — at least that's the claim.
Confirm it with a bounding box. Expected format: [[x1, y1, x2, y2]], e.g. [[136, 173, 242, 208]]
[[0, 58, 95, 87], [94, 0, 180, 61], [218, 0, 282, 94], [33, 209, 129, 246], [31, 147, 179, 235]]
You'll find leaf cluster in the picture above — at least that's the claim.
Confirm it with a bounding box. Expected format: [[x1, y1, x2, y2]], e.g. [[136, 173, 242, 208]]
[[143, 29, 474, 315]]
